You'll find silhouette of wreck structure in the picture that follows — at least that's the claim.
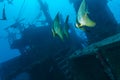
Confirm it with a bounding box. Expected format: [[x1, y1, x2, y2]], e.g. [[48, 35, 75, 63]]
[[1, 0, 120, 80]]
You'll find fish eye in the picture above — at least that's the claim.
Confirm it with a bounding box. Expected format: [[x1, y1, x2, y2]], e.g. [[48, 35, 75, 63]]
[[76, 22, 82, 28], [77, 22, 81, 26]]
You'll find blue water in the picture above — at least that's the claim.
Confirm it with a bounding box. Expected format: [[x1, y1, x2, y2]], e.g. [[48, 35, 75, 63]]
[[108, 0, 120, 23], [0, 0, 120, 80], [0, 0, 120, 64]]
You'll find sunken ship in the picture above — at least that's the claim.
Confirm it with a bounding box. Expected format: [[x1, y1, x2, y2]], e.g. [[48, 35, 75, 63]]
[[0, 0, 120, 80]]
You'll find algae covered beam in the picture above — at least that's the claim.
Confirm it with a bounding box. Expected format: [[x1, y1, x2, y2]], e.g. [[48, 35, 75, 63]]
[[69, 32, 120, 80], [81, 33, 120, 55]]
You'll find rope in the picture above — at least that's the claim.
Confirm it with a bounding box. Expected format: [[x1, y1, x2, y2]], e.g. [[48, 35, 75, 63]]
[[16, 0, 25, 20]]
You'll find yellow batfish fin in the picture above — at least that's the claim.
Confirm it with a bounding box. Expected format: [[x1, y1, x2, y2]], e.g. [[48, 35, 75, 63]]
[[84, 13, 96, 27]]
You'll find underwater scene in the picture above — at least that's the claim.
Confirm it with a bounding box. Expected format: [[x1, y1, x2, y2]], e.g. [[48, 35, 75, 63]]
[[0, 0, 120, 80]]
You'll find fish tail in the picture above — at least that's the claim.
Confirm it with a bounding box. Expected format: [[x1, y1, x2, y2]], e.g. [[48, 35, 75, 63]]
[[51, 29, 56, 37]]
